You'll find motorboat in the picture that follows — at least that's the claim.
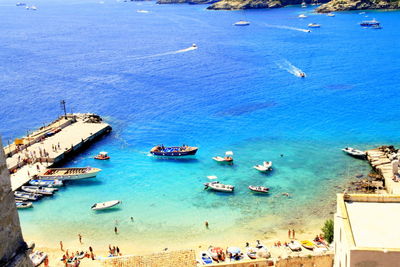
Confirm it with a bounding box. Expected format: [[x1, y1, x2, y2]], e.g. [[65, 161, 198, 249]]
[[91, 200, 121, 210], [16, 2, 26, 6], [136, 9, 150, 13], [21, 186, 55, 196], [301, 1, 307, 8], [37, 167, 101, 180], [248, 185, 269, 193], [298, 14, 307, 18], [14, 191, 42, 201], [15, 197, 28, 202], [371, 24, 382, 29], [213, 151, 233, 163], [204, 181, 234, 193], [308, 23, 321, 28], [198, 251, 213, 265], [208, 247, 224, 262], [342, 147, 366, 159], [30, 251, 47, 267], [360, 18, 380, 27], [327, 13, 335, 17], [234, 20, 250, 26], [192, 43, 197, 48], [253, 161, 272, 172], [16, 201, 33, 209], [299, 72, 306, 77], [94, 151, 110, 160], [150, 145, 198, 156], [288, 240, 302, 251], [301, 240, 315, 250], [29, 179, 63, 187]]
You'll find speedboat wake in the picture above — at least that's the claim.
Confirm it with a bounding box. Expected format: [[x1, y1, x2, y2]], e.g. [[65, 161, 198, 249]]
[[276, 59, 306, 77]]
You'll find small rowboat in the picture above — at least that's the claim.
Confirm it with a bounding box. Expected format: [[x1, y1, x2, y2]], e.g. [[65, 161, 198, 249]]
[[288, 240, 302, 251], [199, 251, 213, 265], [253, 161, 272, 172], [21, 186, 55, 196], [94, 151, 110, 160], [213, 151, 233, 163], [342, 147, 366, 159], [204, 181, 234, 192], [16, 201, 33, 209], [29, 179, 63, 187], [301, 240, 315, 250], [249, 185, 269, 193], [150, 145, 198, 156], [91, 200, 121, 210], [14, 191, 42, 201]]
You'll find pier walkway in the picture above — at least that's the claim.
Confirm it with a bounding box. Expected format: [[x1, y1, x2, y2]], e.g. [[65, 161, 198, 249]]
[[4, 114, 111, 191]]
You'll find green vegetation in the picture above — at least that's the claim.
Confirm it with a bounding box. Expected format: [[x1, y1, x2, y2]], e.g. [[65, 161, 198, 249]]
[[322, 219, 334, 244]]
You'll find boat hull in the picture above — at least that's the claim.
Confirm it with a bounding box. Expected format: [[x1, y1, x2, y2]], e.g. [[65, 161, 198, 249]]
[[37, 168, 101, 180], [150, 146, 198, 156]]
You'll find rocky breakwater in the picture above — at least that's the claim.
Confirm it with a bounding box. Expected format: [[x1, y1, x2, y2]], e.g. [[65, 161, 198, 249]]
[[316, 0, 400, 13]]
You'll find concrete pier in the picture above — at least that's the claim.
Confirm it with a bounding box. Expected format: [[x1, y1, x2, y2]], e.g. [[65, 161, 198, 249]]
[[366, 147, 400, 194], [4, 113, 111, 191]]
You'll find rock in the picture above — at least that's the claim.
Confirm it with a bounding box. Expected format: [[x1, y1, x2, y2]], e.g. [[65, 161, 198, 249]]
[[157, 0, 217, 4], [316, 0, 400, 12]]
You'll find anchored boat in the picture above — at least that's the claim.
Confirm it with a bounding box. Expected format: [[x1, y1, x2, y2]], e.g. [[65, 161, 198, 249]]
[[342, 147, 366, 159], [150, 145, 198, 156], [234, 20, 250, 26], [204, 181, 234, 192], [91, 200, 121, 210], [37, 167, 101, 180], [248, 185, 269, 193], [94, 151, 110, 160], [213, 151, 233, 163], [253, 161, 272, 172], [308, 23, 321, 28], [16, 201, 33, 209], [29, 179, 63, 187], [360, 18, 380, 27], [21, 186, 56, 196]]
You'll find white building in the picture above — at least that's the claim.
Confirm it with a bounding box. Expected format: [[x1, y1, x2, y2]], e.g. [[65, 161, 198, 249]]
[[334, 193, 400, 267]]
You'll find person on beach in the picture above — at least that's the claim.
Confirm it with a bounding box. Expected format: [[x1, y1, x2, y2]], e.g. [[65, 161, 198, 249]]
[[205, 221, 209, 229], [60, 241, 64, 251], [130, 217, 134, 222], [89, 246, 94, 260], [117, 246, 120, 255], [114, 226, 118, 234], [78, 234, 82, 244], [288, 229, 291, 239], [292, 229, 295, 239]]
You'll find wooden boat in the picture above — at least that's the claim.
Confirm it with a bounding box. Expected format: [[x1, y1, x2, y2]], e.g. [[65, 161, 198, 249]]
[[94, 151, 110, 160], [150, 145, 198, 156], [253, 161, 272, 172], [301, 240, 315, 250], [248, 185, 269, 193], [37, 167, 101, 180], [16, 201, 33, 209], [342, 147, 366, 159], [21, 186, 55, 196], [29, 251, 47, 266], [29, 179, 63, 187], [213, 151, 233, 163], [288, 241, 302, 251], [204, 181, 234, 192], [14, 191, 42, 201], [234, 20, 250, 26], [91, 200, 121, 210], [198, 251, 213, 265]]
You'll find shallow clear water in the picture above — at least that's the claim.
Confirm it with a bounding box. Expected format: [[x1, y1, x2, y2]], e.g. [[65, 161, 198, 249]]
[[1, 0, 400, 250]]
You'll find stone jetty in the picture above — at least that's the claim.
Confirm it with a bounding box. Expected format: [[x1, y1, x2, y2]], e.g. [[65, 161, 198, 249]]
[[366, 146, 400, 194], [3, 113, 111, 191]]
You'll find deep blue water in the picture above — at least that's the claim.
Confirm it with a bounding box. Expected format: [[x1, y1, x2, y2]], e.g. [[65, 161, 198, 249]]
[[1, 0, 400, 251]]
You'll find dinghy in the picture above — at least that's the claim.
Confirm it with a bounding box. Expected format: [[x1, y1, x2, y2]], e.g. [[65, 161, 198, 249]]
[[288, 240, 302, 251], [204, 181, 234, 192], [253, 161, 272, 172], [198, 251, 213, 265], [301, 240, 315, 250], [248, 185, 269, 193], [16, 201, 33, 209], [29, 179, 63, 187], [14, 191, 42, 201], [91, 200, 121, 210], [342, 147, 366, 159], [213, 151, 233, 163], [21, 186, 55, 196]]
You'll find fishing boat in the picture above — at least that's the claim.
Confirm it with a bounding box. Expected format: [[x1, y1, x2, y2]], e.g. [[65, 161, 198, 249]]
[[29, 179, 63, 187], [37, 167, 101, 180], [150, 145, 198, 156], [29, 251, 47, 267], [253, 161, 272, 172], [91, 200, 121, 210], [298, 14, 307, 18], [248, 185, 269, 193], [198, 251, 213, 265], [288, 240, 302, 251], [94, 151, 110, 160], [359, 18, 380, 27], [16, 201, 33, 209], [204, 181, 234, 192], [212, 151, 233, 163], [14, 191, 42, 201], [327, 13, 335, 17], [308, 23, 321, 28], [301, 240, 315, 250], [342, 147, 366, 159], [234, 20, 250, 26], [21, 186, 56, 196]]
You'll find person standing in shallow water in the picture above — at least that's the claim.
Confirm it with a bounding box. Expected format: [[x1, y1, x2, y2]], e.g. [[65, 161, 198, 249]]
[[78, 234, 82, 244], [205, 221, 209, 229], [288, 229, 291, 239], [114, 226, 118, 234], [292, 229, 295, 239]]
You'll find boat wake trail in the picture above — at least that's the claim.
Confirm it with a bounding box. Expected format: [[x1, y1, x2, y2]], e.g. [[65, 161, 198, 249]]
[[125, 45, 198, 60], [264, 24, 310, 33], [276, 59, 305, 77]]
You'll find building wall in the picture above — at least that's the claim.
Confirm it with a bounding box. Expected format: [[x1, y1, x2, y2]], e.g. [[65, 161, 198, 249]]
[[350, 250, 400, 267], [0, 137, 33, 266]]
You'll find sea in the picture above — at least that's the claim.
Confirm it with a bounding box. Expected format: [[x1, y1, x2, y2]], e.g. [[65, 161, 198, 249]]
[[1, 0, 400, 252]]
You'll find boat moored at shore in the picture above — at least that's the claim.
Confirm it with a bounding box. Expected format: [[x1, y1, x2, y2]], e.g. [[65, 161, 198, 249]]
[[29, 179, 63, 187], [21, 186, 56, 196], [150, 145, 198, 156], [342, 147, 366, 159], [37, 167, 101, 180], [16, 201, 33, 209], [14, 191, 42, 201]]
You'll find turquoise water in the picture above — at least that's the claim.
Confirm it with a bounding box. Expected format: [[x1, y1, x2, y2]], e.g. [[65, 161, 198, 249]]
[[1, 0, 400, 250]]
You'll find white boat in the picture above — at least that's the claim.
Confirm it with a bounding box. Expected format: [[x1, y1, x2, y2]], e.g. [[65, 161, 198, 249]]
[[14, 191, 42, 201], [301, 1, 307, 8], [29, 179, 63, 187], [308, 23, 321, 28], [16, 201, 33, 209], [37, 167, 101, 180], [31, 5, 37, 10], [91, 200, 121, 210], [234, 20, 250, 26], [298, 14, 307, 18], [21, 186, 56, 196], [204, 181, 234, 192], [327, 13, 335, 17], [253, 161, 272, 172], [246, 247, 257, 259], [29, 251, 47, 266], [288, 240, 302, 251], [136, 9, 149, 13], [342, 147, 366, 159], [248, 185, 269, 193], [198, 251, 213, 265], [213, 151, 233, 163]]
